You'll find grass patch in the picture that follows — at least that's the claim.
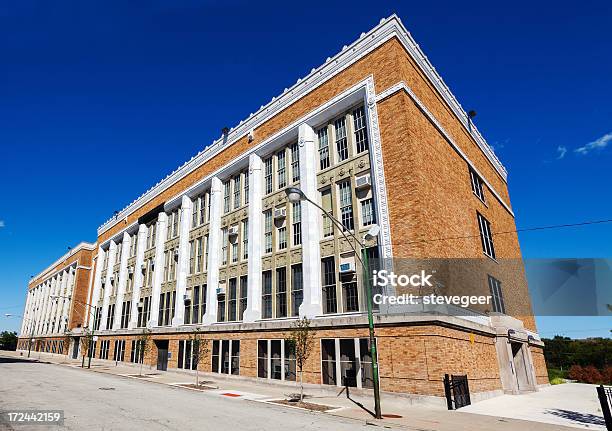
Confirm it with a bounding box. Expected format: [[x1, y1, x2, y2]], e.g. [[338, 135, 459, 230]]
[[550, 377, 565, 385], [548, 368, 567, 381]]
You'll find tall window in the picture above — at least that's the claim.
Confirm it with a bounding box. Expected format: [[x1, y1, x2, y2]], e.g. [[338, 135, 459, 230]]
[[189, 240, 195, 275], [264, 157, 273, 194], [264, 210, 273, 254], [470, 168, 486, 202], [242, 220, 248, 260], [343, 281, 359, 312], [106, 303, 115, 329], [338, 180, 354, 230], [353, 106, 369, 153], [318, 127, 330, 170], [262, 271, 272, 319], [278, 226, 287, 250], [291, 143, 300, 182], [211, 340, 240, 375], [120, 300, 131, 329], [488, 275, 505, 313], [177, 340, 197, 370], [223, 181, 231, 213], [116, 243, 122, 265], [257, 340, 296, 382], [239, 275, 247, 321], [334, 117, 348, 162], [244, 171, 249, 205], [321, 257, 337, 314], [221, 228, 228, 265], [228, 278, 237, 321], [198, 193, 208, 226], [231, 239, 238, 263], [276, 267, 287, 318], [291, 264, 303, 317], [192, 195, 199, 228], [137, 296, 151, 328], [321, 188, 333, 237], [129, 234, 137, 257], [292, 202, 301, 246], [277, 150, 286, 189], [195, 237, 204, 273], [233, 175, 241, 209], [477, 213, 496, 259], [361, 198, 375, 226]]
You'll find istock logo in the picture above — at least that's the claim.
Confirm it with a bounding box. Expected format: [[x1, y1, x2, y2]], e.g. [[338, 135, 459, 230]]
[[372, 270, 434, 287]]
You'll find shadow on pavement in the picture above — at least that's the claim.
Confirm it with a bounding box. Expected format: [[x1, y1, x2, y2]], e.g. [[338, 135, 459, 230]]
[[545, 408, 605, 426], [0, 356, 38, 364]]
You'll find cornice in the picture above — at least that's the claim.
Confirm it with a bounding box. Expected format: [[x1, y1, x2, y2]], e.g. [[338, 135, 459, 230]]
[[29, 242, 96, 288], [97, 14, 506, 236]]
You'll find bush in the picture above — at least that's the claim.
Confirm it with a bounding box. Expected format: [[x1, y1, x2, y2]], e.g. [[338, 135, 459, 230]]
[[548, 368, 567, 381], [582, 365, 603, 384], [568, 365, 584, 381], [603, 366, 612, 385], [550, 377, 565, 385]]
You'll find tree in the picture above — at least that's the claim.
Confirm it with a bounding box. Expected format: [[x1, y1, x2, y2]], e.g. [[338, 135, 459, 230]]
[[0, 331, 18, 351], [190, 329, 210, 387], [61, 331, 73, 359], [79, 329, 93, 368], [136, 329, 152, 376], [287, 317, 314, 402]]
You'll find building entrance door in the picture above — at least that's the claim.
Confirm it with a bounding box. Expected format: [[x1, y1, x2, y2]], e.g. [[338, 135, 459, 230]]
[[156, 340, 169, 371], [72, 337, 80, 359], [511, 342, 529, 391]]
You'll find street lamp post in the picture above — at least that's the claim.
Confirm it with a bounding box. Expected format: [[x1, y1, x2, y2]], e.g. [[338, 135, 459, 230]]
[[50, 295, 96, 369], [285, 186, 383, 419]]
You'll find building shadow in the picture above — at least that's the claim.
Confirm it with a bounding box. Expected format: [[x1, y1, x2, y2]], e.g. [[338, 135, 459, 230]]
[[0, 356, 38, 364], [545, 408, 605, 426]]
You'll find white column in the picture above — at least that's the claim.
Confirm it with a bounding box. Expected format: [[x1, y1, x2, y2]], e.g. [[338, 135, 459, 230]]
[[202, 177, 222, 324], [129, 224, 148, 329], [88, 247, 105, 330], [34, 285, 43, 335], [173, 195, 193, 326], [51, 275, 62, 332], [298, 123, 323, 317], [113, 232, 131, 330], [100, 241, 117, 330], [21, 291, 32, 336], [52, 271, 67, 333], [42, 278, 55, 334], [60, 268, 74, 333], [40, 282, 50, 334], [149, 212, 169, 327], [243, 155, 263, 322]]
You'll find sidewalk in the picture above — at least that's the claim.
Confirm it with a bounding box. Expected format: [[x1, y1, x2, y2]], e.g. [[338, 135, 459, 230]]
[[5, 350, 582, 431]]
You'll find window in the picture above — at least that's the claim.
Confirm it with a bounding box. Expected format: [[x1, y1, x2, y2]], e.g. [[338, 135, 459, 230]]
[[264, 157, 273, 194], [334, 117, 348, 162], [318, 127, 330, 170], [130, 340, 144, 364], [99, 340, 110, 360], [353, 106, 369, 153], [137, 296, 150, 328], [204, 235, 209, 270], [277, 149, 286, 189], [186, 285, 204, 324], [177, 340, 198, 370], [321, 188, 334, 237], [120, 300, 131, 329], [321, 257, 337, 314], [291, 143, 300, 182], [338, 180, 354, 231], [116, 243, 122, 265], [277, 226, 287, 250], [243, 171, 249, 205], [320, 338, 377, 389], [217, 287, 225, 323], [223, 181, 231, 213], [233, 175, 241, 209], [158, 291, 175, 326], [477, 213, 496, 259], [292, 202, 301, 246], [242, 220, 248, 260], [113, 340, 126, 362], [167, 210, 179, 239], [263, 210, 272, 254], [343, 282, 359, 312], [361, 198, 376, 227], [239, 276, 247, 321], [198, 192, 209, 225], [231, 239, 238, 263], [106, 303, 115, 330], [129, 234, 137, 257], [189, 240, 195, 275], [211, 340, 240, 375], [470, 168, 486, 202], [163, 250, 170, 281], [195, 237, 204, 273], [228, 278, 237, 321], [276, 268, 287, 318], [192, 195, 199, 228], [291, 264, 303, 317], [262, 271, 272, 319], [488, 275, 505, 313], [146, 222, 156, 249], [221, 228, 228, 265], [257, 339, 296, 381]]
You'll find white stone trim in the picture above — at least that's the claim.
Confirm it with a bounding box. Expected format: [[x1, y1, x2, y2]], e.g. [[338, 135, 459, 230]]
[[30, 242, 96, 289], [376, 81, 515, 217], [97, 14, 505, 237]]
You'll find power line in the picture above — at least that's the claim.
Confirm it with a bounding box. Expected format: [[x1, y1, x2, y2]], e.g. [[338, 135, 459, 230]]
[[390, 218, 612, 246]]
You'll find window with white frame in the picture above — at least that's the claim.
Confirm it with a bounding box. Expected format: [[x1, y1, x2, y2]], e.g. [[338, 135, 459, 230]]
[[352, 106, 369, 153], [129, 234, 137, 257], [318, 126, 330, 170], [292, 201, 301, 246], [360, 198, 376, 227], [223, 181, 231, 213], [338, 180, 354, 231], [177, 339, 198, 370], [263, 210, 272, 254], [488, 275, 505, 313], [277, 225, 287, 250], [233, 174, 241, 209], [231, 237, 238, 263], [257, 339, 296, 381], [221, 228, 228, 265], [321, 188, 334, 237], [137, 296, 151, 328], [334, 117, 348, 162], [477, 213, 496, 259], [275, 267, 287, 318], [242, 220, 248, 260], [277, 149, 286, 189], [291, 264, 302, 317], [470, 168, 486, 202], [113, 339, 126, 362], [290, 142, 300, 183], [189, 240, 195, 275], [321, 257, 337, 314], [239, 275, 247, 321], [211, 339, 240, 375], [264, 157, 273, 194], [227, 277, 238, 321], [262, 270, 272, 319], [321, 338, 376, 388], [243, 170, 249, 205]]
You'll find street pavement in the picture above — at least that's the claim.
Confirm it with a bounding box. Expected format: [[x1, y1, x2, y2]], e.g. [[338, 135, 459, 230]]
[[0, 352, 583, 431]]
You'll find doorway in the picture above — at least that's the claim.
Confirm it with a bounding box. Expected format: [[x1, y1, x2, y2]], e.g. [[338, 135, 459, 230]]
[[155, 340, 169, 371], [511, 342, 530, 391], [72, 337, 80, 359]]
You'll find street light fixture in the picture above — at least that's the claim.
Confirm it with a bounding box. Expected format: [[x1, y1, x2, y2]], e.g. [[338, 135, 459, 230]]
[[284, 186, 383, 419]]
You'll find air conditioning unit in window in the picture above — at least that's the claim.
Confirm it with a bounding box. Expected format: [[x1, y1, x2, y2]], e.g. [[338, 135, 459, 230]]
[[339, 261, 356, 274], [228, 225, 239, 238], [355, 173, 372, 191], [183, 293, 191, 304], [217, 281, 226, 295], [128, 266, 134, 275], [273, 207, 287, 219]]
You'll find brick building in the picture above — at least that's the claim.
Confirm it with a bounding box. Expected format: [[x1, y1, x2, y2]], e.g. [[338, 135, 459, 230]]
[[18, 15, 548, 402]]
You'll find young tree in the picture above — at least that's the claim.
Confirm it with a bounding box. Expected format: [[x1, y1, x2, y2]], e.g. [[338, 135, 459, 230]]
[[190, 328, 210, 387], [287, 317, 314, 402], [61, 331, 73, 360], [79, 329, 93, 368], [136, 329, 152, 376]]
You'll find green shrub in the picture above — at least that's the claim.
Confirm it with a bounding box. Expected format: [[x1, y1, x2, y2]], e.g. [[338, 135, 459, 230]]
[[550, 377, 565, 385]]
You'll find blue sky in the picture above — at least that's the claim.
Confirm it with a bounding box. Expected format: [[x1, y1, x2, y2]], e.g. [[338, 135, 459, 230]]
[[0, 1, 610, 338]]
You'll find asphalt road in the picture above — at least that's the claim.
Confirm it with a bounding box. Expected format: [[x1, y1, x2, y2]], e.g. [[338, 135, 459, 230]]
[[0, 356, 392, 431]]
